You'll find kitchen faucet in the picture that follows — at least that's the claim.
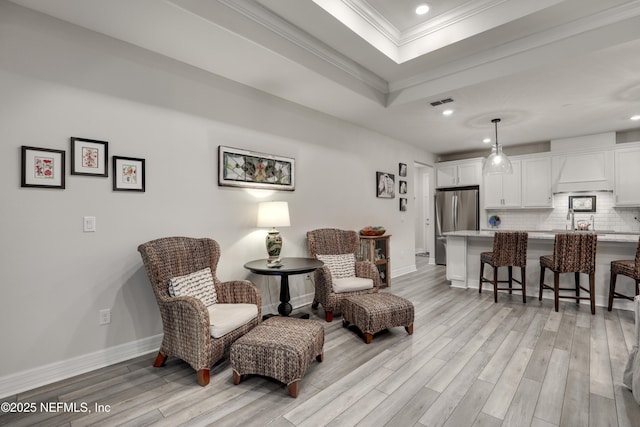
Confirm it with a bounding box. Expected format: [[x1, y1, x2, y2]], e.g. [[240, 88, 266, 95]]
[[567, 208, 575, 231]]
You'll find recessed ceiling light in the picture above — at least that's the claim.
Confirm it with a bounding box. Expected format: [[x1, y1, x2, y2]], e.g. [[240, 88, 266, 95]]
[[416, 4, 430, 15], [631, 115, 640, 121], [483, 138, 491, 144], [442, 109, 453, 116]]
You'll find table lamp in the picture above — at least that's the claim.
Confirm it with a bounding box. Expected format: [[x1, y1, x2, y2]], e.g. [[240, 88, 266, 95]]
[[257, 201, 290, 267]]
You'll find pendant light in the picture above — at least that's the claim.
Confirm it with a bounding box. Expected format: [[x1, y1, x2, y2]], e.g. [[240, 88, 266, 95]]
[[482, 118, 513, 175]]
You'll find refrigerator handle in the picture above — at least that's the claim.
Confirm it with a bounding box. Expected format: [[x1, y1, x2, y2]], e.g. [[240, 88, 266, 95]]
[[435, 196, 442, 237], [452, 194, 458, 230]]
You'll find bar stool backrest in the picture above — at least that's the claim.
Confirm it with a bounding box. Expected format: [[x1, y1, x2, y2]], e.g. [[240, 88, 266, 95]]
[[492, 231, 528, 267], [551, 233, 597, 274]]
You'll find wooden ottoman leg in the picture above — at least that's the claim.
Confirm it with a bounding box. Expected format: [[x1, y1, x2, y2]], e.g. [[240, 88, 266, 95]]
[[364, 333, 373, 344], [317, 352, 324, 362], [233, 371, 241, 385], [288, 381, 300, 398], [405, 324, 414, 335]]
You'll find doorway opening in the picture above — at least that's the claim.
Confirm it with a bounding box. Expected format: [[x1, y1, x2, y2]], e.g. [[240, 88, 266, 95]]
[[414, 162, 434, 264]]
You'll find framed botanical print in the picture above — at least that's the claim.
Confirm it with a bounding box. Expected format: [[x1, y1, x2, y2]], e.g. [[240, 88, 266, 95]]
[[70, 137, 108, 177], [21, 146, 65, 189], [113, 156, 145, 192], [218, 145, 295, 191]]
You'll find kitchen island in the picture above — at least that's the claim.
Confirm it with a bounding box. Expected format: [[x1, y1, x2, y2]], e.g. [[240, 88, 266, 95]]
[[445, 230, 639, 311]]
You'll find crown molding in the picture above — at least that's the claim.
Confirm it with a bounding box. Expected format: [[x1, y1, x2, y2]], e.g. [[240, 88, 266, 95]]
[[218, 0, 388, 94], [389, 0, 640, 97]]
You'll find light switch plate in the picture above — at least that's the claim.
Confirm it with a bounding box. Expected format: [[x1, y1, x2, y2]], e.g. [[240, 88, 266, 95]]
[[83, 216, 96, 232]]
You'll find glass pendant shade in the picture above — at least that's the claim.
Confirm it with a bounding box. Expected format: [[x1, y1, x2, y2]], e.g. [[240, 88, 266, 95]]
[[483, 118, 513, 175]]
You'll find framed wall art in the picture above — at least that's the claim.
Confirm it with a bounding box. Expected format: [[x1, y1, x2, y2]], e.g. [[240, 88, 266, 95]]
[[218, 145, 295, 191], [21, 145, 65, 189], [400, 198, 407, 211], [376, 171, 395, 198], [399, 162, 407, 177], [113, 156, 145, 192], [399, 180, 407, 194], [70, 137, 108, 177], [569, 195, 596, 212]]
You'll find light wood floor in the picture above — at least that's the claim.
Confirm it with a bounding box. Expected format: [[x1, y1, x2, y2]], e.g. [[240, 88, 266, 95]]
[[2, 257, 639, 427]]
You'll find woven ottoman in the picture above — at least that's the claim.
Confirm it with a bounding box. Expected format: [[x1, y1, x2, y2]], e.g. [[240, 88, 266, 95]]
[[342, 293, 414, 344], [230, 316, 324, 398]]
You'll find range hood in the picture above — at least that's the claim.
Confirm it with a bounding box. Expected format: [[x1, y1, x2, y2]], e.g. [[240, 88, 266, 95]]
[[551, 133, 614, 194]]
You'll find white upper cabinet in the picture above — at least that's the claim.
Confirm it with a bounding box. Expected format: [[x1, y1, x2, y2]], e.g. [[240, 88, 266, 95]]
[[484, 160, 521, 208], [522, 157, 553, 207], [435, 159, 482, 188], [614, 145, 640, 206]]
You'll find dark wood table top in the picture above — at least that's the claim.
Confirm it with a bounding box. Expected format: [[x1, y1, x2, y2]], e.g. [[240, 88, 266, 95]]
[[243, 257, 324, 276]]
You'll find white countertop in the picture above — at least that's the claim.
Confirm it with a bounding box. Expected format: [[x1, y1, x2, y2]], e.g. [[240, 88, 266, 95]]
[[444, 230, 640, 243]]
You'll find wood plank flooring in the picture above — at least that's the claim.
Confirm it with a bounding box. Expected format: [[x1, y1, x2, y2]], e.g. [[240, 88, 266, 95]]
[[2, 257, 639, 426]]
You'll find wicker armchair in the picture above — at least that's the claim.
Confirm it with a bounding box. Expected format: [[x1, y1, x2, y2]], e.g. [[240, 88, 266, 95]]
[[138, 237, 261, 386], [307, 228, 380, 322]]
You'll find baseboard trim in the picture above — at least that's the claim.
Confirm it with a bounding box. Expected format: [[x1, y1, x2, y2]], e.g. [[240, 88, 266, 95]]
[[392, 264, 417, 278], [0, 334, 162, 399]]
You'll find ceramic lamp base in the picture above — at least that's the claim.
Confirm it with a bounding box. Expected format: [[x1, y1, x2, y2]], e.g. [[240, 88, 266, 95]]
[[266, 229, 282, 265]]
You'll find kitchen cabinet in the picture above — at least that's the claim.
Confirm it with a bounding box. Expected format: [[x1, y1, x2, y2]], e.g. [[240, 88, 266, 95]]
[[522, 156, 553, 207], [436, 159, 482, 188], [614, 145, 640, 206], [483, 160, 521, 208], [358, 234, 390, 287]]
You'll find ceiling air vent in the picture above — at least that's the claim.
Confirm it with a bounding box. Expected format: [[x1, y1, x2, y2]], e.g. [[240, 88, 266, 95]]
[[430, 98, 454, 107]]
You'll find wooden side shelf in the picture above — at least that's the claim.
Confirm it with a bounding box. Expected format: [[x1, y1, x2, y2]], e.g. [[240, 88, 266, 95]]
[[358, 234, 391, 288]]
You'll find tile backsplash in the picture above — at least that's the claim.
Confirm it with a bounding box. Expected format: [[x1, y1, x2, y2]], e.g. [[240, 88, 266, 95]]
[[486, 192, 640, 232]]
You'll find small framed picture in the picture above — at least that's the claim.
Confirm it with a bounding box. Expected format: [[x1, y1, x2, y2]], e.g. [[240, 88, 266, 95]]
[[71, 137, 108, 177], [21, 146, 65, 189], [113, 156, 145, 192], [399, 180, 407, 194], [399, 163, 407, 177], [376, 171, 395, 198], [569, 195, 596, 212], [400, 198, 407, 211]]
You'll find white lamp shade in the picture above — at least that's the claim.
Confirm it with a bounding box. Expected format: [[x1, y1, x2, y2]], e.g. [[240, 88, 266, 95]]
[[257, 201, 290, 228]]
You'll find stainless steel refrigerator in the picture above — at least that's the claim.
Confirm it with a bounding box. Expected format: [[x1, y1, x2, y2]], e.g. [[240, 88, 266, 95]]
[[434, 186, 479, 265]]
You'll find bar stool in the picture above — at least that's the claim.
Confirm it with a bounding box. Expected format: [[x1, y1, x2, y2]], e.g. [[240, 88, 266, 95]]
[[608, 237, 640, 311], [479, 231, 528, 303], [539, 233, 597, 314]]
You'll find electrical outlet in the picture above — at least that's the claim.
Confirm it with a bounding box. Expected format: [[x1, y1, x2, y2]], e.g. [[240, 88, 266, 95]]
[[99, 309, 111, 325]]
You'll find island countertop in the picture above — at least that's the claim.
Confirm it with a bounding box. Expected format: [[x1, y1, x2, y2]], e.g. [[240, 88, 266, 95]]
[[444, 230, 638, 311], [444, 229, 640, 243]]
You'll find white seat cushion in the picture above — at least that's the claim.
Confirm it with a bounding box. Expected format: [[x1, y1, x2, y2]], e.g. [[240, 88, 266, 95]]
[[333, 277, 374, 294], [207, 304, 258, 338]]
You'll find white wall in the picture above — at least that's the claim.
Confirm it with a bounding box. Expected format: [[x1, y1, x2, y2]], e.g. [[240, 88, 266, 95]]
[[0, 2, 435, 395]]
